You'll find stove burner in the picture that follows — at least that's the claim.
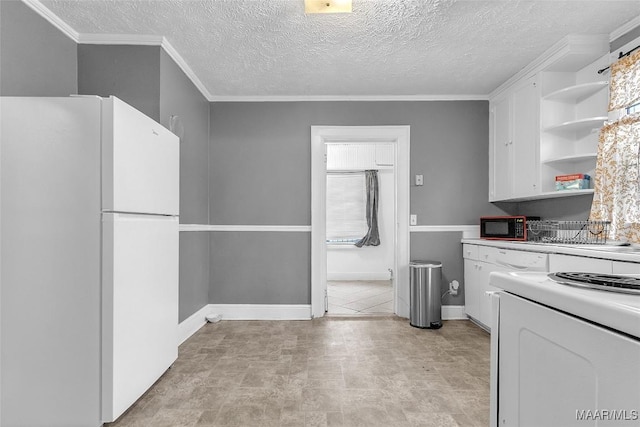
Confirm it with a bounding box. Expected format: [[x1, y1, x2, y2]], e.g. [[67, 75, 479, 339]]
[[548, 272, 640, 295]]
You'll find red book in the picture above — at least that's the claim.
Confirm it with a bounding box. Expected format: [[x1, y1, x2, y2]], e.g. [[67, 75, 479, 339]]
[[555, 174, 590, 182]]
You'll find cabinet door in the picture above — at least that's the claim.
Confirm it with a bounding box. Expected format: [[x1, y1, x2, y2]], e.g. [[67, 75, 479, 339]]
[[512, 76, 540, 197], [479, 262, 501, 329], [490, 95, 512, 201], [464, 259, 481, 321]]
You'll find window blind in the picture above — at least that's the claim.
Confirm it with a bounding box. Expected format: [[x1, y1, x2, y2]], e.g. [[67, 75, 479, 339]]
[[326, 173, 367, 242]]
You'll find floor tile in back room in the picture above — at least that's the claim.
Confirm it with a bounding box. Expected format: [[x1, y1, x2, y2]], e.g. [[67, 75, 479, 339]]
[[327, 280, 393, 316]]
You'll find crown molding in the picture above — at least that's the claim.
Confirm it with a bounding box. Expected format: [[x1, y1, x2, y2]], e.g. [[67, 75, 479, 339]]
[[22, 0, 79, 41], [610, 15, 640, 42], [489, 33, 609, 100], [72, 33, 214, 101], [209, 94, 489, 102], [76, 33, 163, 45], [159, 38, 214, 101]]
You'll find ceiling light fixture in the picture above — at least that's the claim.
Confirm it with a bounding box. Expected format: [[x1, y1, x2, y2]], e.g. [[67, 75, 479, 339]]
[[304, 0, 352, 14]]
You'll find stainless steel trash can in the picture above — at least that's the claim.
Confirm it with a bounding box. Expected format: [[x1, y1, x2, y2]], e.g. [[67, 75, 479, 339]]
[[409, 260, 443, 329]]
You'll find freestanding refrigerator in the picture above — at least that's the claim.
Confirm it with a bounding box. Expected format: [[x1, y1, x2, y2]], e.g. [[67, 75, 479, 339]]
[[0, 96, 179, 426]]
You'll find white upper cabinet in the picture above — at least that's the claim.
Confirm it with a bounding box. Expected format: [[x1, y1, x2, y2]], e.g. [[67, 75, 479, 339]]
[[490, 94, 512, 201], [490, 75, 539, 201], [488, 34, 609, 202]]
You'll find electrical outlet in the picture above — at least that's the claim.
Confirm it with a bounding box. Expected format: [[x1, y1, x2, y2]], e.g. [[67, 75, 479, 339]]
[[449, 280, 459, 296], [410, 214, 417, 225]]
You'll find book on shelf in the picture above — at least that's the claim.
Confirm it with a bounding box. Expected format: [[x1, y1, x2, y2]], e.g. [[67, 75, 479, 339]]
[[555, 174, 590, 191], [555, 173, 590, 182]]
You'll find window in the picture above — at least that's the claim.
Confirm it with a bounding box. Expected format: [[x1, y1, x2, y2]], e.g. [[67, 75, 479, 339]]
[[325, 173, 366, 243]]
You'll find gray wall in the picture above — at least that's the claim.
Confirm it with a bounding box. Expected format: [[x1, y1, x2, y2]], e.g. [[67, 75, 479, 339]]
[[78, 45, 161, 122], [0, 0, 77, 96], [159, 50, 211, 321], [517, 195, 592, 221], [209, 232, 310, 304], [410, 232, 465, 306], [209, 101, 502, 305]]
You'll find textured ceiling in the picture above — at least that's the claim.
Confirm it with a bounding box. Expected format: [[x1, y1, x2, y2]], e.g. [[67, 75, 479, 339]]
[[40, 0, 640, 99]]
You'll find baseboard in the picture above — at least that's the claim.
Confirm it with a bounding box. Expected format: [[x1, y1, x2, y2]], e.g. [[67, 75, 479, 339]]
[[326, 272, 391, 281], [207, 304, 312, 320], [178, 304, 464, 344], [442, 305, 467, 320], [177, 304, 212, 345]]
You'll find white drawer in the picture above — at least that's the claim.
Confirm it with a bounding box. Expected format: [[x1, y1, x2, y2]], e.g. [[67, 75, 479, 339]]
[[463, 244, 479, 260], [494, 248, 548, 271]]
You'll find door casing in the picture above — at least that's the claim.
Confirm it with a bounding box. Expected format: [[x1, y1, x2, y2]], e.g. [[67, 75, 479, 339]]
[[310, 125, 410, 318]]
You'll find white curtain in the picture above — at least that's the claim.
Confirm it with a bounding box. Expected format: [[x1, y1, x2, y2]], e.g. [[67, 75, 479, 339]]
[[590, 49, 640, 243]]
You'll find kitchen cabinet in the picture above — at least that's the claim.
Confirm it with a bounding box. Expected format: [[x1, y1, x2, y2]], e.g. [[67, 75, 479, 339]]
[[549, 253, 612, 273], [463, 244, 547, 330], [464, 240, 640, 335], [463, 258, 482, 321], [488, 34, 609, 202], [489, 75, 539, 201], [538, 54, 609, 195]]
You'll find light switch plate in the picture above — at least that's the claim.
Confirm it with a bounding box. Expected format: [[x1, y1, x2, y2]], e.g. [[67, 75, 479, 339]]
[[415, 174, 424, 186], [410, 214, 417, 225]]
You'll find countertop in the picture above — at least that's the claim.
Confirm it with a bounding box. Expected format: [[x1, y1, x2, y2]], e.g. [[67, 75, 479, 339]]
[[461, 238, 640, 263]]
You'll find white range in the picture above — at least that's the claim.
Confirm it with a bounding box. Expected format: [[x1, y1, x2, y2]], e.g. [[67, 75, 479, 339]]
[[489, 271, 640, 427]]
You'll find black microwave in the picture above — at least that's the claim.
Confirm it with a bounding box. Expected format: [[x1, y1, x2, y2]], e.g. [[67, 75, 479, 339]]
[[480, 216, 539, 241]]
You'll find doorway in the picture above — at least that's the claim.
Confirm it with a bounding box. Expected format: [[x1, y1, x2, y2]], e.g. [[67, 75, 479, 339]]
[[324, 144, 395, 315], [310, 126, 410, 319]]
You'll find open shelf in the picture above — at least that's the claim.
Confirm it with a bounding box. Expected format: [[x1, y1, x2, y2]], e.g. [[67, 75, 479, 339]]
[[543, 117, 607, 135], [502, 189, 594, 202], [542, 153, 597, 165], [543, 81, 608, 102]]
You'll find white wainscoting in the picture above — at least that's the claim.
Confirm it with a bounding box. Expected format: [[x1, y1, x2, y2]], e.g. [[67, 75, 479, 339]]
[[179, 224, 311, 232], [177, 304, 212, 345], [326, 272, 391, 281], [178, 304, 312, 344], [409, 225, 480, 238], [442, 305, 468, 320], [178, 304, 468, 345]]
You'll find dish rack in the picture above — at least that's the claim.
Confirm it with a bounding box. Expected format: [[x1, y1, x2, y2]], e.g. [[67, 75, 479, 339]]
[[526, 220, 610, 244]]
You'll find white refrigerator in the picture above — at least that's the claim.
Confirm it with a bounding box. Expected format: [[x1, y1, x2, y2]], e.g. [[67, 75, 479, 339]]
[[1, 96, 180, 426]]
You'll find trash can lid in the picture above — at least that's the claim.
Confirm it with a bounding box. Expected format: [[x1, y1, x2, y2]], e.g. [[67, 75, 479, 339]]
[[409, 260, 442, 268]]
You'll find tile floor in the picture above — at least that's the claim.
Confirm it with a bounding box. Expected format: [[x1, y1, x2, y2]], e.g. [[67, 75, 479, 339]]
[[327, 280, 393, 316], [107, 317, 490, 427]]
